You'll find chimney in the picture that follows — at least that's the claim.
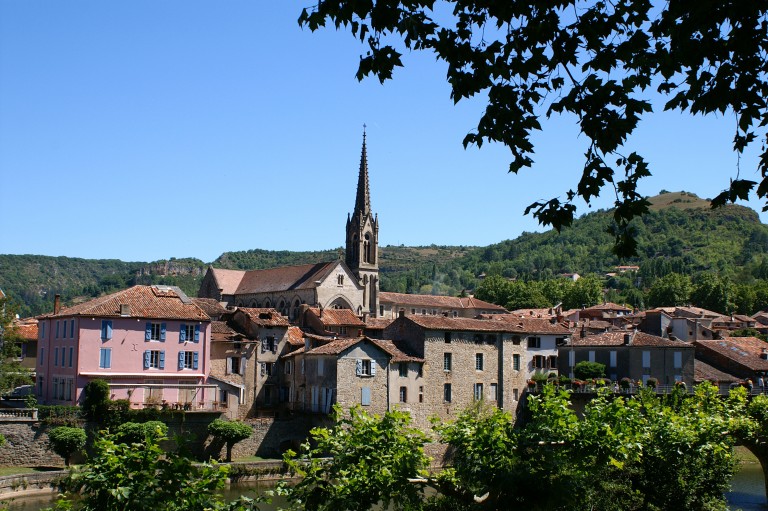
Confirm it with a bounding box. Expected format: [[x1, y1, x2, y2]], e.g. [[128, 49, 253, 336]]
[[580, 324, 586, 338], [120, 304, 131, 316], [761, 349, 768, 360], [54, 294, 61, 315]]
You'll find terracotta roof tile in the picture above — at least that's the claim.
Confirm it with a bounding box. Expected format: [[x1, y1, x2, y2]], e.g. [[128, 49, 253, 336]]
[[584, 302, 633, 312], [39, 285, 209, 321], [406, 315, 571, 334], [286, 326, 305, 347], [694, 337, 768, 371], [573, 331, 689, 347], [308, 307, 365, 327], [694, 359, 741, 383], [379, 292, 507, 311], [302, 336, 424, 363], [210, 268, 246, 296], [12, 318, 38, 341], [364, 317, 394, 330], [234, 262, 339, 294], [211, 321, 237, 336], [238, 307, 290, 327], [191, 298, 229, 318]]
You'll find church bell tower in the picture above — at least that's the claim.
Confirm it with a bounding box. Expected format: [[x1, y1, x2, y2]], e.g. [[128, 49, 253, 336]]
[[346, 128, 380, 317]]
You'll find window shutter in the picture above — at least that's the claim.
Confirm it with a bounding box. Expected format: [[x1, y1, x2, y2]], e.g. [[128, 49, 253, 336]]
[[356, 359, 362, 376], [194, 325, 200, 342], [143, 350, 150, 369], [159, 351, 165, 369], [160, 323, 166, 342], [145, 323, 152, 341], [260, 362, 266, 376], [179, 325, 186, 342], [178, 351, 185, 370], [261, 339, 267, 353], [240, 356, 246, 372], [226, 357, 232, 375], [106, 321, 112, 340], [370, 360, 377, 376], [361, 386, 371, 406], [105, 349, 111, 369], [101, 321, 107, 340], [193, 352, 199, 370], [271, 337, 277, 353]]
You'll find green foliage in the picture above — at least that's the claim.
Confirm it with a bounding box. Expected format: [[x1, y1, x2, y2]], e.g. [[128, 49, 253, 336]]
[[46, 431, 262, 511], [38, 405, 83, 426], [47, 427, 86, 467], [574, 361, 607, 380], [692, 273, 735, 314], [0, 294, 33, 394], [82, 380, 110, 423], [0, 433, 5, 447], [278, 405, 430, 511], [647, 273, 692, 308], [208, 419, 253, 462], [115, 421, 168, 444]]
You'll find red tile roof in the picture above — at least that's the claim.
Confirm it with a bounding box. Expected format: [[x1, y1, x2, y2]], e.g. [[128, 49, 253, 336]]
[[405, 315, 571, 334], [364, 317, 394, 330], [475, 314, 573, 334], [694, 337, 768, 371], [210, 268, 247, 296], [191, 298, 229, 318], [39, 285, 209, 321], [234, 262, 339, 294], [379, 292, 506, 311], [238, 308, 290, 327], [307, 307, 365, 327], [694, 359, 740, 383], [574, 331, 690, 347], [211, 321, 241, 341], [12, 318, 38, 341], [584, 302, 633, 312], [286, 326, 305, 347], [302, 336, 423, 362]]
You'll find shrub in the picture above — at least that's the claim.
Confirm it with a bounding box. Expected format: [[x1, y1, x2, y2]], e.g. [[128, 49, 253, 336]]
[[208, 419, 252, 462], [48, 426, 86, 466], [116, 421, 168, 444], [573, 361, 606, 380], [646, 377, 659, 389], [620, 377, 632, 390], [0, 433, 5, 446]]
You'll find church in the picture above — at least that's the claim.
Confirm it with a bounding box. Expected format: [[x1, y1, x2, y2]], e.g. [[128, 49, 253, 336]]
[[198, 132, 381, 319]]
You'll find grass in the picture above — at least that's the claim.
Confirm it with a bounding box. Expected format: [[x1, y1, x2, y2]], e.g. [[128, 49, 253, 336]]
[[231, 456, 268, 463], [0, 466, 61, 477]]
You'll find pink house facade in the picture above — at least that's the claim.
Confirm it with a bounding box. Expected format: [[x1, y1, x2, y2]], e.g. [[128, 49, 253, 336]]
[[37, 285, 213, 408]]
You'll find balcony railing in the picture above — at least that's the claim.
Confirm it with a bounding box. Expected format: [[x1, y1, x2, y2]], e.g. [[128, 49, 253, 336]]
[[0, 407, 38, 421]]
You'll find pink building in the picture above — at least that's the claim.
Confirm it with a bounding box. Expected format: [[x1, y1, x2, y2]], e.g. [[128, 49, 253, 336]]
[[36, 285, 213, 408]]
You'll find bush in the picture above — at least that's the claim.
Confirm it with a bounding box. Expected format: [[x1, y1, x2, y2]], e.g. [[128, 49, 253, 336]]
[[574, 361, 606, 380], [208, 419, 252, 462], [82, 379, 110, 423], [38, 405, 83, 426], [646, 377, 659, 389], [48, 426, 86, 466], [620, 377, 632, 390], [116, 421, 168, 444]]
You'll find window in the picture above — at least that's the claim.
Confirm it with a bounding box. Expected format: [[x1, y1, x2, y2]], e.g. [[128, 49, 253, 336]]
[[145, 322, 166, 342], [533, 355, 547, 369], [55, 321, 60, 339], [40, 322, 45, 339], [399, 362, 408, 377], [642, 351, 651, 368], [474, 383, 484, 401], [399, 386, 407, 403], [422, 309, 427, 315], [452, 311, 458, 317], [339, 326, 347, 335], [673, 351, 682, 369], [284, 360, 292, 374], [610, 350, 617, 368], [443, 353, 452, 372], [68, 347, 74, 367], [301, 359, 305, 375], [318, 358, 325, 376], [528, 336, 541, 348], [261, 336, 277, 353], [588, 350, 595, 362], [54, 347, 59, 367], [228, 357, 241, 375], [264, 386, 273, 405], [261, 362, 275, 376], [144, 350, 165, 369], [38, 377, 44, 397], [39, 347, 44, 365], [411, 308, 416, 314], [178, 351, 199, 370], [361, 386, 371, 406], [443, 383, 452, 403], [548, 355, 558, 368], [69, 319, 75, 338], [179, 324, 200, 343], [513, 354, 521, 370], [356, 359, 375, 376], [475, 353, 484, 371], [337, 274, 344, 285], [99, 348, 111, 369], [444, 331, 452, 343], [490, 383, 498, 401], [380, 305, 384, 316], [513, 388, 519, 401], [101, 320, 112, 341]]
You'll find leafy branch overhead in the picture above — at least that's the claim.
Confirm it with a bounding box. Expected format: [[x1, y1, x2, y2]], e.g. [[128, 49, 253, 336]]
[[299, 1, 768, 256]]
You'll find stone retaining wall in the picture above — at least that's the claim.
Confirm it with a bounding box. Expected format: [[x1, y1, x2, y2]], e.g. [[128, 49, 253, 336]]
[[0, 422, 65, 467], [0, 471, 67, 499]]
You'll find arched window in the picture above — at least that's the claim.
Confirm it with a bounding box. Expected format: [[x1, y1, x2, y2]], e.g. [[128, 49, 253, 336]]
[[363, 233, 371, 263]]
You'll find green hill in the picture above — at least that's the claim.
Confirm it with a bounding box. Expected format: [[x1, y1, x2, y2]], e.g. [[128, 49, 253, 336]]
[[2, 191, 767, 317]]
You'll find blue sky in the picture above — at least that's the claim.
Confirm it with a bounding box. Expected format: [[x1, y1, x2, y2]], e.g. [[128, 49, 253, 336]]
[[2, 1, 766, 263]]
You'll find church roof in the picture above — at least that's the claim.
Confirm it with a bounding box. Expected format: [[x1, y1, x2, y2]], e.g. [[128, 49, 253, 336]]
[[231, 261, 340, 295], [210, 268, 247, 296], [379, 291, 506, 311]]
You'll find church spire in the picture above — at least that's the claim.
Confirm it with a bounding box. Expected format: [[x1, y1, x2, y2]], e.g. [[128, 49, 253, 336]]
[[354, 126, 371, 216]]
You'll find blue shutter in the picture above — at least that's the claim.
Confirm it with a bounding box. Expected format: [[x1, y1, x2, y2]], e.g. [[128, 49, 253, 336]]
[[356, 359, 362, 376], [145, 323, 152, 341], [106, 320, 112, 340], [361, 387, 371, 406], [159, 351, 165, 369], [371, 361, 377, 376], [99, 349, 104, 368], [101, 321, 107, 339], [160, 323, 166, 342], [193, 352, 199, 370], [178, 351, 185, 369], [179, 324, 186, 342], [194, 325, 200, 343], [105, 349, 111, 368], [143, 350, 150, 369]]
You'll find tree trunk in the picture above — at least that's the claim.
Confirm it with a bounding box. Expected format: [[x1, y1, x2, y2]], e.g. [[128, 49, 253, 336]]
[[226, 443, 233, 463]]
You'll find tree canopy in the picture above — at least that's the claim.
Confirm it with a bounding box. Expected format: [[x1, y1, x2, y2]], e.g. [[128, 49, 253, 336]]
[[299, 1, 768, 256]]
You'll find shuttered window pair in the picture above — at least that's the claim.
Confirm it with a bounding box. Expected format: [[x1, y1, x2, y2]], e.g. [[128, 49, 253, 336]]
[[145, 323, 166, 342], [355, 358, 375, 376], [179, 324, 200, 343], [101, 320, 113, 340], [143, 350, 165, 369], [178, 351, 199, 370]]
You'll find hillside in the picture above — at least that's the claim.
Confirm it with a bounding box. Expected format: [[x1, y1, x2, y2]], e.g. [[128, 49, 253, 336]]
[[2, 191, 767, 317]]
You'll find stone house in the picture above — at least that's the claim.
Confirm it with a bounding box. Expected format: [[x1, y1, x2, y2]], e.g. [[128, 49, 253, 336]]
[[693, 337, 768, 385], [378, 292, 507, 319], [36, 285, 213, 407], [299, 306, 366, 337], [560, 330, 695, 386], [13, 317, 38, 377]]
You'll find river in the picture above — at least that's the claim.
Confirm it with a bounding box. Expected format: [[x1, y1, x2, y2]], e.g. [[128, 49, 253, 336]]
[[3, 455, 766, 511]]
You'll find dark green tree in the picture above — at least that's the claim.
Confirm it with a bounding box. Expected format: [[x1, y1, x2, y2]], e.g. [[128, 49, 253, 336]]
[[562, 275, 603, 310], [47, 427, 87, 467], [116, 421, 168, 444], [299, 1, 768, 256], [691, 273, 735, 314], [0, 294, 33, 394], [647, 272, 692, 307], [207, 419, 253, 463], [573, 361, 607, 380], [82, 379, 111, 423]]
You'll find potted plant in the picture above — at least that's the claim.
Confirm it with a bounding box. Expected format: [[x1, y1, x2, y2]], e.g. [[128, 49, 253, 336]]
[[620, 377, 632, 391], [646, 377, 658, 389]]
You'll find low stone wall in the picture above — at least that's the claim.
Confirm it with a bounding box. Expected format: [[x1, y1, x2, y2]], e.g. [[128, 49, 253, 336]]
[[0, 471, 67, 499], [0, 421, 66, 467]]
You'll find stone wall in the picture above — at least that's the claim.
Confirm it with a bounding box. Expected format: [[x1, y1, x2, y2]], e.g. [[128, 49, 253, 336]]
[[0, 421, 66, 467]]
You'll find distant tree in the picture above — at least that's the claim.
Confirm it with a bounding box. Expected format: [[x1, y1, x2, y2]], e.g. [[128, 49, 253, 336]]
[[733, 284, 758, 315], [573, 361, 606, 380], [647, 272, 692, 307], [207, 419, 253, 463], [562, 276, 603, 310], [82, 379, 111, 423], [505, 281, 551, 311], [691, 273, 735, 314], [0, 294, 33, 395], [474, 274, 513, 307], [47, 427, 86, 466], [729, 328, 768, 342]]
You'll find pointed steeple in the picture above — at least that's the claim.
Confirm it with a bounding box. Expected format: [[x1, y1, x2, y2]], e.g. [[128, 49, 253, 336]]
[[354, 127, 371, 216]]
